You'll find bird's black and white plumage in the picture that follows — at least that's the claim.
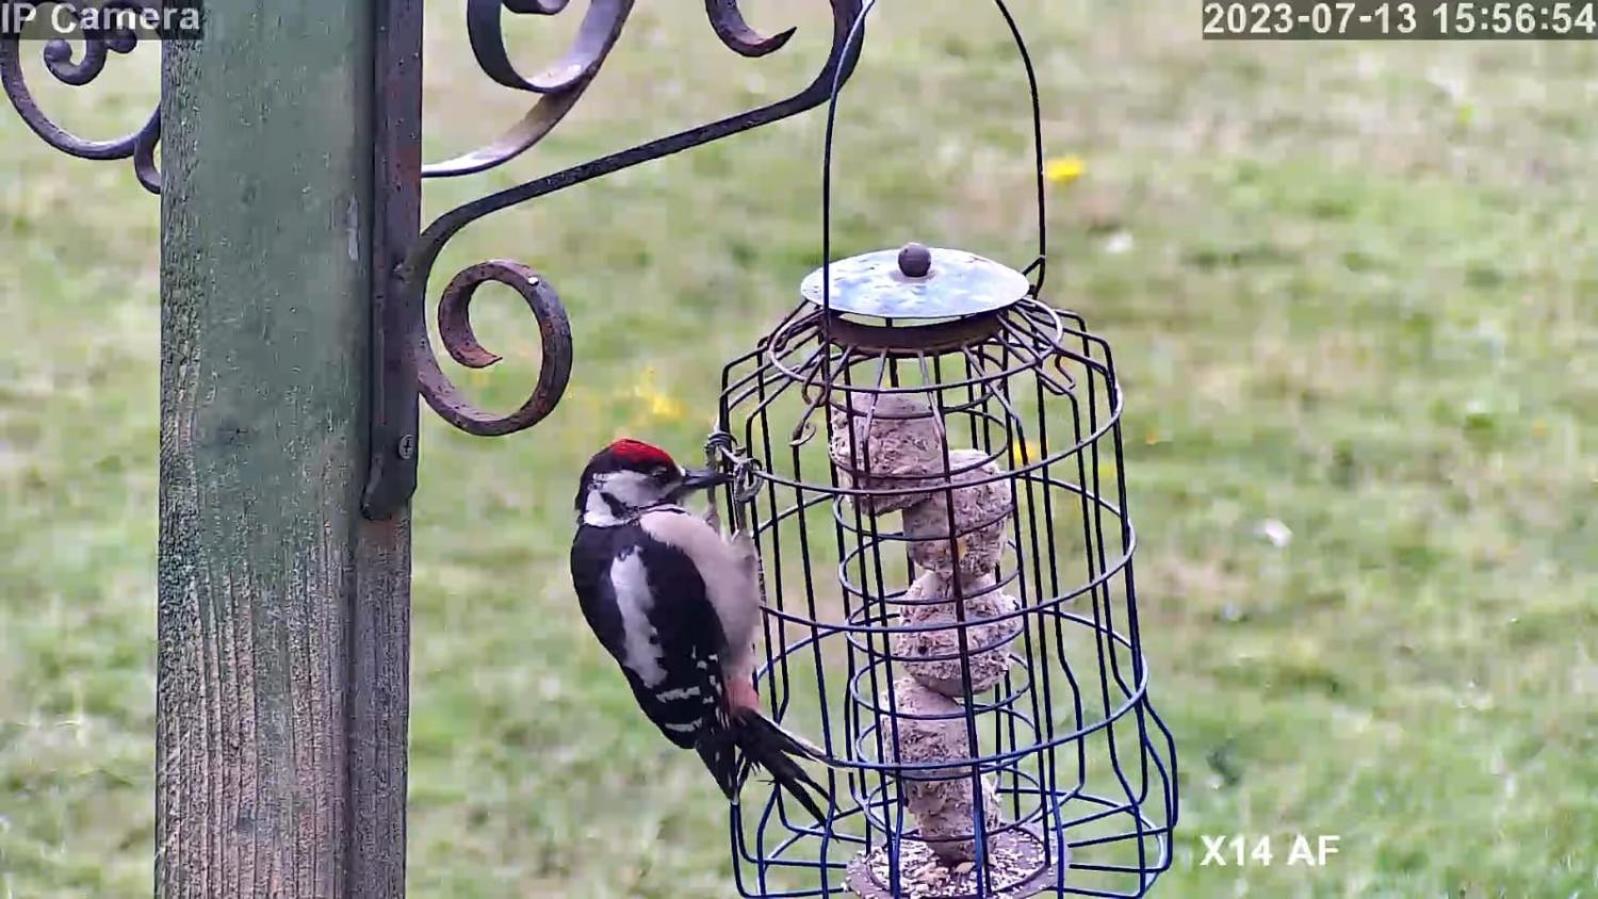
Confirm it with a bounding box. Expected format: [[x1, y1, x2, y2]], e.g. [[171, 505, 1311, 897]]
[[569, 439, 829, 819]]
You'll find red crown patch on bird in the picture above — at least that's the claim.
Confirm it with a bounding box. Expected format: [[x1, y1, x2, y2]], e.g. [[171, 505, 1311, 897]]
[[609, 438, 676, 468]]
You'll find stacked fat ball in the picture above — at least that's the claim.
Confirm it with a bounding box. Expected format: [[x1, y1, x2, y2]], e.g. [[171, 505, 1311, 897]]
[[832, 393, 1021, 868]]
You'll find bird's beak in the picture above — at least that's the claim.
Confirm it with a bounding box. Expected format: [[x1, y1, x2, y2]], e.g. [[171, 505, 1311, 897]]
[[670, 467, 730, 500]]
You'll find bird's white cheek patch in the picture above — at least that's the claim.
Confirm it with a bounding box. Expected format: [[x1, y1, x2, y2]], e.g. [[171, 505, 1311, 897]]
[[600, 471, 659, 509], [583, 488, 624, 527], [610, 552, 667, 687]]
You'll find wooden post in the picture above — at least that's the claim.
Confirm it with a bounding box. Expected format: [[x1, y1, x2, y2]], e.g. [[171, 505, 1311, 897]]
[[156, 1, 419, 896]]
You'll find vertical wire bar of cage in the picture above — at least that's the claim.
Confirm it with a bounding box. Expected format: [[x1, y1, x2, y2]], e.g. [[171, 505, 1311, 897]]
[[970, 342, 1049, 852], [923, 353, 998, 898], [753, 354, 820, 889], [1025, 313, 1091, 885], [1098, 348, 1167, 886], [983, 350, 1033, 840], [838, 359, 897, 891], [763, 376, 824, 887], [1068, 325, 1129, 882], [779, 453, 840, 893], [825, 362, 871, 862], [1079, 335, 1156, 890], [1023, 317, 1087, 891], [993, 324, 1065, 878], [826, 357, 900, 880], [870, 363, 914, 897], [785, 425, 851, 895], [722, 349, 769, 895], [837, 351, 901, 894], [1071, 328, 1156, 887], [879, 346, 915, 890], [964, 345, 1033, 831], [957, 347, 1009, 820], [750, 370, 778, 896], [946, 356, 1009, 894], [999, 316, 1065, 876], [759, 350, 843, 893], [724, 354, 772, 896], [858, 357, 918, 896]]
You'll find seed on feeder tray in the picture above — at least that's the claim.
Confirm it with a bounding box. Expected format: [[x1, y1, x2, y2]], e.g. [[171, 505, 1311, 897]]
[[885, 677, 1007, 864], [893, 572, 1022, 697], [902, 449, 1012, 580], [829, 392, 947, 514]]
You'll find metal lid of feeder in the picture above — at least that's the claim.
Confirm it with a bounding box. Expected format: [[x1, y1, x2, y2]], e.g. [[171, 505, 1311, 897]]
[[801, 243, 1031, 320]]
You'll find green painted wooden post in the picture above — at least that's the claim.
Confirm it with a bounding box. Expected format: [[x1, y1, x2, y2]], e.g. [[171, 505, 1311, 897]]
[[156, 1, 420, 896]]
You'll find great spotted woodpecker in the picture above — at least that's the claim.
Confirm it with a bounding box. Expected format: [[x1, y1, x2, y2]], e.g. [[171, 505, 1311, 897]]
[[569, 438, 829, 819]]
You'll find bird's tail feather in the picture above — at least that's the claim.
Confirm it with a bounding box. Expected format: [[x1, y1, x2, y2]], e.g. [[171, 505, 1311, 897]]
[[697, 711, 830, 821]]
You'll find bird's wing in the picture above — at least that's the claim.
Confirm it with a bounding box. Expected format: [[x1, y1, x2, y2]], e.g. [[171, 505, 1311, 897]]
[[576, 524, 731, 750]]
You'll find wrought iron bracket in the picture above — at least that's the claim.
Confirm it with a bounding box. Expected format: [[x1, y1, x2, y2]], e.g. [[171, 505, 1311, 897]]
[[2, 0, 867, 521], [359, 0, 867, 519]]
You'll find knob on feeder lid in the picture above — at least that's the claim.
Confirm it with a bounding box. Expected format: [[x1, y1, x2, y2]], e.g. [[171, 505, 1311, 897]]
[[800, 243, 1031, 320]]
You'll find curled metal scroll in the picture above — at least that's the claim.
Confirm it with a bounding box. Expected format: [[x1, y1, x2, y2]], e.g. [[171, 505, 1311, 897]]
[[407, 0, 865, 443], [0, 0, 162, 193], [419, 260, 573, 436], [423, 0, 632, 178], [424, 0, 803, 179]]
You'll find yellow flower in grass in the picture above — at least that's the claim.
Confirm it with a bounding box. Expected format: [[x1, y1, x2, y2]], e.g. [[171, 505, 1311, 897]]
[[1009, 437, 1044, 464], [1045, 155, 1086, 185], [630, 367, 686, 423]]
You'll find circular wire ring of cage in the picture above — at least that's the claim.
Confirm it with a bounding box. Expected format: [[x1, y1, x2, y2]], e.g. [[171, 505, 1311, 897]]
[[735, 793, 1175, 891], [1050, 792, 1177, 872], [851, 706, 1039, 780], [1056, 793, 1176, 848], [758, 518, 1130, 635], [834, 540, 1024, 608], [964, 340, 1078, 395], [796, 378, 1008, 453], [754, 320, 1057, 413], [754, 609, 1153, 773], [721, 339, 1125, 495], [835, 531, 1021, 602], [754, 483, 1133, 633], [764, 299, 1074, 388], [737, 410, 1128, 512], [760, 300, 1104, 399], [846, 764, 1061, 846], [842, 606, 1028, 665], [731, 799, 872, 869], [828, 487, 1017, 537], [857, 828, 1055, 899], [743, 497, 1042, 584], [826, 408, 1012, 480], [729, 800, 867, 888], [845, 651, 1033, 721]]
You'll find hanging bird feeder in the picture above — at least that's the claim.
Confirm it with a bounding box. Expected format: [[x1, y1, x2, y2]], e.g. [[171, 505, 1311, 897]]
[[705, 5, 1178, 898]]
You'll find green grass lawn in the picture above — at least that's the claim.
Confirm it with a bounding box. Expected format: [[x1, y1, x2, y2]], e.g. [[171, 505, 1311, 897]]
[[3, 2, 1597, 897]]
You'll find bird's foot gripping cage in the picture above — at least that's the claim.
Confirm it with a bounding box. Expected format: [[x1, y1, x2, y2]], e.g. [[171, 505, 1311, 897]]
[[709, 246, 1179, 897]]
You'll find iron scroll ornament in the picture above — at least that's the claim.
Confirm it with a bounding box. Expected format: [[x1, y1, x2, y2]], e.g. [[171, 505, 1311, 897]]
[[0, 0, 164, 192], [360, 0, 868, 518], [1, 0, 867, 519]]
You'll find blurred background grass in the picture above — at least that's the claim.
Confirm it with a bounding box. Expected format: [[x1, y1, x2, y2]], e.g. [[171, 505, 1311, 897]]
[[2, 1, 1596, 897]]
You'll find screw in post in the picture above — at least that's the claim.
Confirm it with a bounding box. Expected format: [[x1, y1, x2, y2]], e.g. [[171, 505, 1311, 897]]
[[396, 433, 417, 460]]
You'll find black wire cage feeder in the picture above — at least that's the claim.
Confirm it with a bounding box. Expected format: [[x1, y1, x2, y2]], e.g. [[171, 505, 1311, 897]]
[[704, 3, 1178, 897]]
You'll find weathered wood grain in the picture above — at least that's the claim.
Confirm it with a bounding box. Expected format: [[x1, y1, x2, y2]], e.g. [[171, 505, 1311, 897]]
[[157, 2, 413, 896]]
